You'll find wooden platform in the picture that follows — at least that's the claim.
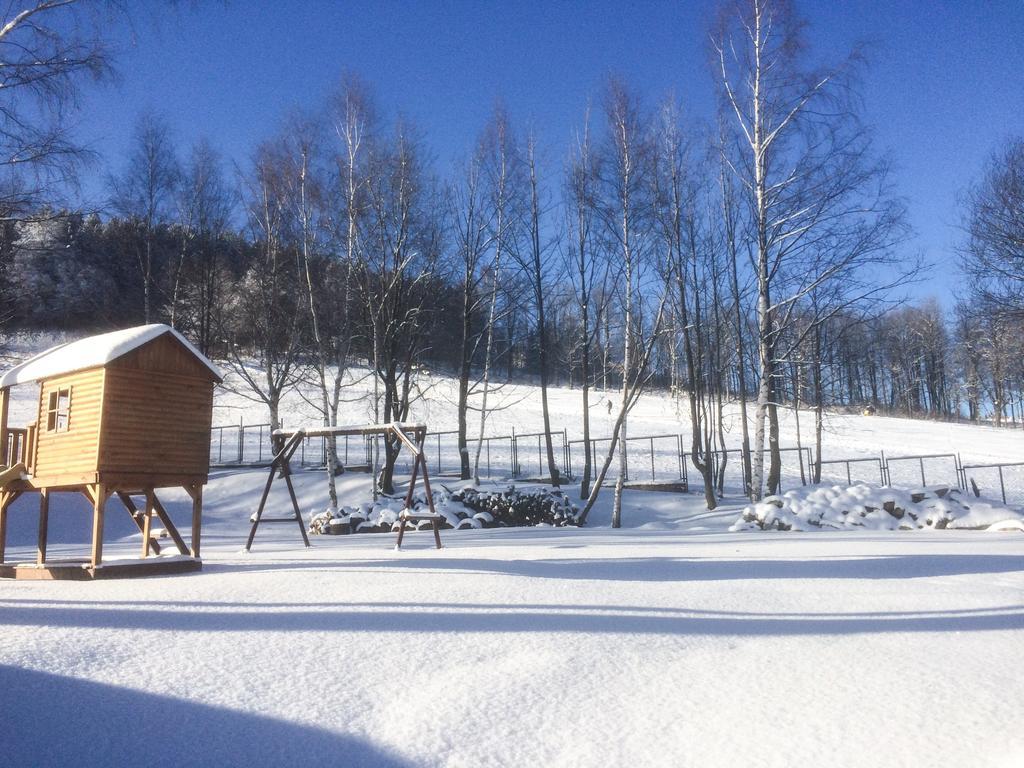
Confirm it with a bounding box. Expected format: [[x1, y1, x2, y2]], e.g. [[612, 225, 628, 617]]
[[0, 556, 202, 580]]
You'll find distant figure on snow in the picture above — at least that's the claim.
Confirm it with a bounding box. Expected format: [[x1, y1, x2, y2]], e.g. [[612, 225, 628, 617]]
[[607, 400, 613, 415]]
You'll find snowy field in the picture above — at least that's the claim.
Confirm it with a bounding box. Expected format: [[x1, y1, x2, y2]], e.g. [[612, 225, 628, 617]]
[[1, 337, 1023, 766], [2, 468, 1023, 767]]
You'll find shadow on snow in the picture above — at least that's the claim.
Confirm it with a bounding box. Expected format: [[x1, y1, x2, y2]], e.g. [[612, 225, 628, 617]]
[[0, 665, 411, 768]]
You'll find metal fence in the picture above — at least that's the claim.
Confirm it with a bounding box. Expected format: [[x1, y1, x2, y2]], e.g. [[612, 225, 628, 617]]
[[208, 420, 1024, 505], [959, 461, 1024, 506], [210, 422, 276, 465], [815, 455, 887, 486], [706, 446, 812, 494], [567, 433, 686, 485], [883, 453, 961, 489]]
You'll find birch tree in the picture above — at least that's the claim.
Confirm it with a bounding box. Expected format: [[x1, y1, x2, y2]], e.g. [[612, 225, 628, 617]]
[[450, 139, 494, 480], [507, 133, 561, 485], [713, 0, 902, 498], [472, 107, 520, 482], [577, 79, 665, 527], [565, 110, 610, 498]]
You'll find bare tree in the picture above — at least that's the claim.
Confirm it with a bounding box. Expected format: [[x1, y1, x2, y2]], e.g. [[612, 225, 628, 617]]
[[654, 98, 718, 509], [578, 79, 665, 527], [357, 121, 443, 494], [170, 138, 235, 352], [961, 138, 1024, 316], [223, 142, 304, 432], [109, 112, 180, 323], [564, 109, 611, 498], [507, 132, 561, 485], [471, 106, 520, 483], [714, 0, 904, 498], [450, 135, 494, 480], [0, 1, 116, 219]]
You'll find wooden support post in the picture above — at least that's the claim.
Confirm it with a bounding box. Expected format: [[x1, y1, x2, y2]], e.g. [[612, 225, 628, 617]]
[[246, 432, 307, 552], [417, 449, 442, 550], [0, 387, 8, 466], [281, 471, 309, 548], [394, 428, 442, 551], [187, 484, 203, 558], [141, 489, 154, 558], [117, 491, 162, 556], [90, 484, 106, 568], [151, 494, 190, 556], [37, 489, 49, 565], [0, 491, 8, 564]]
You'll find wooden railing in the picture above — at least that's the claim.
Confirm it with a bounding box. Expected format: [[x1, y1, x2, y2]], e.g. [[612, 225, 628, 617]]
[[5, 423, 36, 473]]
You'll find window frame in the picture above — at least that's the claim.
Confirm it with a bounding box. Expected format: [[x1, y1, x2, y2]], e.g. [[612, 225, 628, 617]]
[[46, 386, 71, 433]]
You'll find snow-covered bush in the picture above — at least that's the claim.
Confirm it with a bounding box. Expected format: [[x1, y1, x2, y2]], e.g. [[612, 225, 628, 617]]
[[308, 485, 582, 535], [731, 484, 1024, 532]]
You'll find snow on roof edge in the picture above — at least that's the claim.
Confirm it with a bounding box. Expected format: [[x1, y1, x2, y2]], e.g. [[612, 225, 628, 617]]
[[0, 324, 224, 388]]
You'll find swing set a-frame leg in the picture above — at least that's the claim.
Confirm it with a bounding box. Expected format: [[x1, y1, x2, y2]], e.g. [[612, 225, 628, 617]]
[[245, 433, 308, 552]]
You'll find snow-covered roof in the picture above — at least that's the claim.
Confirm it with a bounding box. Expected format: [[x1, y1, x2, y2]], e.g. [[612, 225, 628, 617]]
[[0, 324, 223, 388]]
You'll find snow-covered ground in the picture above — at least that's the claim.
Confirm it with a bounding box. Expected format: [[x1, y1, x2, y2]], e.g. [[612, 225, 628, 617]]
[[1, 337, 1023, 766], [2, 468, 1023, 767]]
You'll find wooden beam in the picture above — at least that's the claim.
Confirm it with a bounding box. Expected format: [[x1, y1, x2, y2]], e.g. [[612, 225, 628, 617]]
[[391, 425, 421, 455], [245, 432, 307, 552], [273, 422, 427, 440], [0, 491, 8, 564], [188, 484, 202, 558], [90, 483, 106, 568], [141, 489, 153, 559], [116, 491, 162, 556], [280, 471, 309, 548], [37, 489, 49, 565], [0, 387, 8, 466], [151, 493, 190, 556]]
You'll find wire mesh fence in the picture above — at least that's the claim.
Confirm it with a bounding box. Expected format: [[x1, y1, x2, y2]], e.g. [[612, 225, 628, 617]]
[[567, 434, 686, 485], [815, 456, 887, 487], [883, 453, 961, 489], [706, 446, 812, 495], [959, 462, 1024, 506], [209, 423, 275, 465], [209, 420, 1024, 505]]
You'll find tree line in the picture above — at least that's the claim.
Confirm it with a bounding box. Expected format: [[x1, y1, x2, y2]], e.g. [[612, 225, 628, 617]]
[[0, 0, 1022, 519]]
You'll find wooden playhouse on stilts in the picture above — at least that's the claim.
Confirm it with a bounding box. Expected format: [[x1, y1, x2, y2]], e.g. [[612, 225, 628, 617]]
[[0, 324, 223, 579]]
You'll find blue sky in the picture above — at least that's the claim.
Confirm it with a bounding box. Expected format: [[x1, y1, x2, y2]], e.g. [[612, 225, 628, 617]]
[[72, 0, 1024, 299]]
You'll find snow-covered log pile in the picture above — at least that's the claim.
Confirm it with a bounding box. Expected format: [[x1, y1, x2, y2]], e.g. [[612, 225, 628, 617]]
[[730, 484, 1024, 532], [450, 486, 582, 528], [309, 485, 582, 535]]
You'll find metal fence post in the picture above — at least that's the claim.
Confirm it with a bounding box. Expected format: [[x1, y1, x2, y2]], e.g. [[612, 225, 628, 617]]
[[563, 428, 571, 480], [512, 427, 518, 477]]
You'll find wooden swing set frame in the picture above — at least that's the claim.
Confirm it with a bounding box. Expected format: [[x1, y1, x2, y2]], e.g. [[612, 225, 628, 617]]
[[245, 422, 443, 551]]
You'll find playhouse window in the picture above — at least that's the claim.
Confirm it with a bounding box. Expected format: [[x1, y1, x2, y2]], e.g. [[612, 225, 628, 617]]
[[46, 388, 71, 432]]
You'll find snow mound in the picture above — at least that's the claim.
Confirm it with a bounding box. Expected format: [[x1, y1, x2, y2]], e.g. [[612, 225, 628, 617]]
[[730, 484, 1024, 532]]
